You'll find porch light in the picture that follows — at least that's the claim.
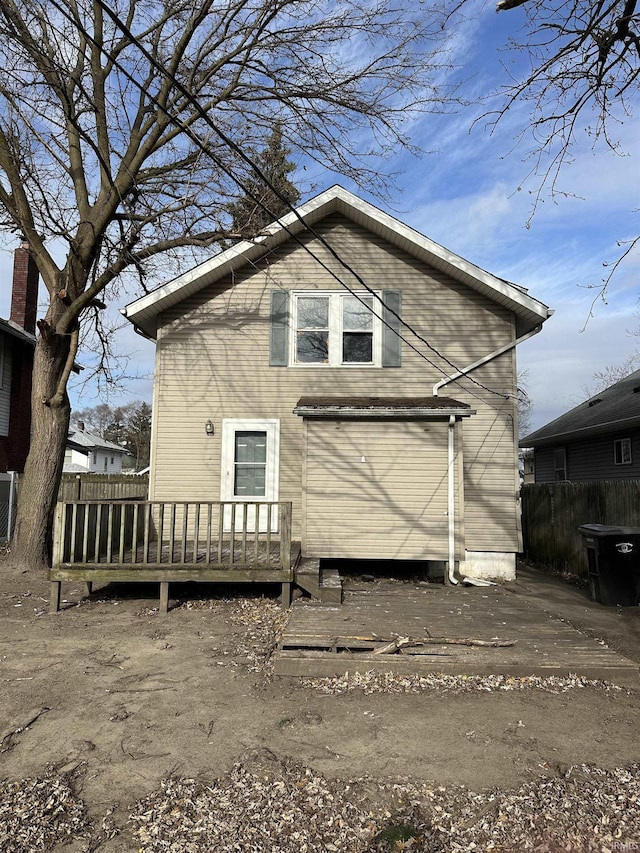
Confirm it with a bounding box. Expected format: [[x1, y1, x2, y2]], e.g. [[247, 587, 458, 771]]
[[205, 419, 215, 435]]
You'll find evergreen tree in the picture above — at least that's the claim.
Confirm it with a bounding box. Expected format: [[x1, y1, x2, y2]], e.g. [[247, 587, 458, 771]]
[[229, 124, 300, 240]]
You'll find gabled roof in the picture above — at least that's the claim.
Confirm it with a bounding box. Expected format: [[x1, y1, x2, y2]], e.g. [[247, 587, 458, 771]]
[[67, 428, 131, 456], [521, 369, 640, 447], [122, 185, 552, 340]]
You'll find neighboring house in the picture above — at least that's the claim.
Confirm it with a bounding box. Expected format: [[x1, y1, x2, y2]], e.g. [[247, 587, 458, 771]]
[[519, 448, 535, 484], [0, 243, 38, 475], [122, 186, 551, 582], [0, 243, 38, 538], [521, 369, 640, 482], [63, 423, 131, 474]]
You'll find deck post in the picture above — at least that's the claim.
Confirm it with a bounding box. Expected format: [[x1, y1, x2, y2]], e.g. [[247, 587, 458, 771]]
[[280, 582, 292, 608], [49, 581, 61, 614], [280, 502, 292, 571], [159, 581, 169, 614]]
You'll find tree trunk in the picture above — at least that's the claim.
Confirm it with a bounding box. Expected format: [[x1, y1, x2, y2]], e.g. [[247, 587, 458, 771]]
[[11, 328, 72, 571]]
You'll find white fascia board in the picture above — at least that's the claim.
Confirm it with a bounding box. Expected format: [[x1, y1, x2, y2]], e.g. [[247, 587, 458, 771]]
[[327, 188, 552, 325], [121, 184, 552, 339]]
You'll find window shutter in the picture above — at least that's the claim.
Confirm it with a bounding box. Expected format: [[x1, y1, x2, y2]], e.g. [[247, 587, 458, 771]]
[[270, 290, 289, 366], [382, 290, 402, 367]]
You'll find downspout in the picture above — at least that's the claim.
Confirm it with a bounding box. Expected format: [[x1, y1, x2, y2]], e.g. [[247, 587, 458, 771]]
[[437, 325, 544, 586], [447, 415, 458, 585], [433, 325, 543, 397]]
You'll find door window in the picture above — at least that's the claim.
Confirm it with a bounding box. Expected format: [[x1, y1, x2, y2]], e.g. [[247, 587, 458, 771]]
[[234, 431, 267, 496]]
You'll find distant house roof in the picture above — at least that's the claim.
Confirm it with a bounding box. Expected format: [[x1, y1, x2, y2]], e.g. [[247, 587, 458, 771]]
[[67, 427, 131, 456], [521, 369, 640, 447], [122, 185, 552, 340], [0, 317, 36, 346]]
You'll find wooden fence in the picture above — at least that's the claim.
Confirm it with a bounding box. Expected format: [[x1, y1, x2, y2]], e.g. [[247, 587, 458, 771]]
[[521, 480, 640, 575], [58, 473, 149, 501]]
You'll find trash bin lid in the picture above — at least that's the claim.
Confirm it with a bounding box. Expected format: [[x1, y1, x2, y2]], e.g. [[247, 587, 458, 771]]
[[578, 523, 640, 537]]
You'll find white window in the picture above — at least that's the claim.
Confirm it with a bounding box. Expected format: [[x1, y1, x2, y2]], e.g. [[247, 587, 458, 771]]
[[221, 419, 280, 531], [0, 336, 4, 388], [291, 292, 381, 366], [614, 438, 632, 465]]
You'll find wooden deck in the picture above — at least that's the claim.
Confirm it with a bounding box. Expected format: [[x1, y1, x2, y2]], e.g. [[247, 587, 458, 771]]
[[274, 581, 640, 684], [49, 499, 296, 613]]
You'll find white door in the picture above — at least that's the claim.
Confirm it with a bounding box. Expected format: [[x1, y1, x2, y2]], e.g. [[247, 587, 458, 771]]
[[221, 419, 280, 532]]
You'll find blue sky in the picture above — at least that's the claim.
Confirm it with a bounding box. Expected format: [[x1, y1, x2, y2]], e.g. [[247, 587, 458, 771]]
[[1, 3, 638, 432]]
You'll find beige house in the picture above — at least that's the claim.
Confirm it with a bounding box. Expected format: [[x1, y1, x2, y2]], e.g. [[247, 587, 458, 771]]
[[123, 186, 552, 583]]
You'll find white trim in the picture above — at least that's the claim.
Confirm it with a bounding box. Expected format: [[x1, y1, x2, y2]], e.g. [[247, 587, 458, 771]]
[[221, 419, 280, 532], [614, 437, 632, 465], [122, 186, 552, 340], [0, 336, 4, 388], [290, 290, 382, 367]]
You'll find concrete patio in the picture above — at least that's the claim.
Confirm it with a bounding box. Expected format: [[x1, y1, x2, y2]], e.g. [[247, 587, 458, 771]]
[[274, 569, 640, 685]]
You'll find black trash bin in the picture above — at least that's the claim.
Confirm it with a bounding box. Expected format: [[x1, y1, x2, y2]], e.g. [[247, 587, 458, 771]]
[[578, 524, 640, 606]]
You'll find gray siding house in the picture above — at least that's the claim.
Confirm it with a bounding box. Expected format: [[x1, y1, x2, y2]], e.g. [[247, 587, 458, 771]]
[[64, 424, 131, 474], [521, 369, 640, 482], [123, 186, 551, 582]]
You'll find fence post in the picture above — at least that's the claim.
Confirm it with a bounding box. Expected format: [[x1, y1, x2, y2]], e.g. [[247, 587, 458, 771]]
[[75, 475, 82, 501]]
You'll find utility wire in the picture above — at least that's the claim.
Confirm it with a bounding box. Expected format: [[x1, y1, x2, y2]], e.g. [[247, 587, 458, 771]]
[[41, 0, 511, 402]]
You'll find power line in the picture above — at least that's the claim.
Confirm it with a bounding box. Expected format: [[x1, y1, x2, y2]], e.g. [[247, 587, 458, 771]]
[[35, 0, 511, 402]]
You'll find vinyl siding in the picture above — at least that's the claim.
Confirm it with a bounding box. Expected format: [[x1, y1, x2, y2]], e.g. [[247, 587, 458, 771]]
[[151, 214, 519, 554], [0, 337, 12, 436], [304, 419, 456, 560], [534, 430, 640, 482]]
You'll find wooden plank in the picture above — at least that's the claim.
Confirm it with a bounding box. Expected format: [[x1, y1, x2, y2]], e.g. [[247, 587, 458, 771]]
[[118, 504, 126, 564], [280, 502, 291, 569], [49, 567, 293, 582], [181, 503, 188, 563], [52, 502, 65, 568], [143, 503, 150, 564], [94, 504, 102, 564], [241, 503, 248, 564], [273, 652, 640, 684]]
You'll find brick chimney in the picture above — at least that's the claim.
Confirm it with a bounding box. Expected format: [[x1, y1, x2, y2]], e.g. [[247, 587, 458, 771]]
[[10, 241, 39, 335]]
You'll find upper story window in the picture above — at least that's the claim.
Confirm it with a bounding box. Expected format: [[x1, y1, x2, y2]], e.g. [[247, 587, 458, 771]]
[[614, 437, 632, 465], [0, 336, 5, 388], [292, 292, 380, 366]]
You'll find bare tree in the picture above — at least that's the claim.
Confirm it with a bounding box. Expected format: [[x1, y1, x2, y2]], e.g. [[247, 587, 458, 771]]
[[516, 369, 533, 437], [0, 0, 458, 568], [484, 0, 639, 307]]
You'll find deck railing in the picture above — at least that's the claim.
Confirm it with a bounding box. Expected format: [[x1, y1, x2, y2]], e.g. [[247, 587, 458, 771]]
[[52, 500, 293, 571]]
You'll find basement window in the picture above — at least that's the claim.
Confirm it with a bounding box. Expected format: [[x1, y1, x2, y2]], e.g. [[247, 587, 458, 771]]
[[614, 438, 632, 465]]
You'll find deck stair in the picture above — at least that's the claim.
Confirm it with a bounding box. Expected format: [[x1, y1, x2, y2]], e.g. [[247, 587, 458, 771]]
[[294, 558, 342, 605]]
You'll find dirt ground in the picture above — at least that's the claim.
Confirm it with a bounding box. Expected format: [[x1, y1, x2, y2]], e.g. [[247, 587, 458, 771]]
[[1, 559, 640, 851]]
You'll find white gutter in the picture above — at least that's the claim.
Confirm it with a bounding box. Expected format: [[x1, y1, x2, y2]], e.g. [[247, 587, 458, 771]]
[[447, 415, 458, 585], [432, 325, 543, 397]]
